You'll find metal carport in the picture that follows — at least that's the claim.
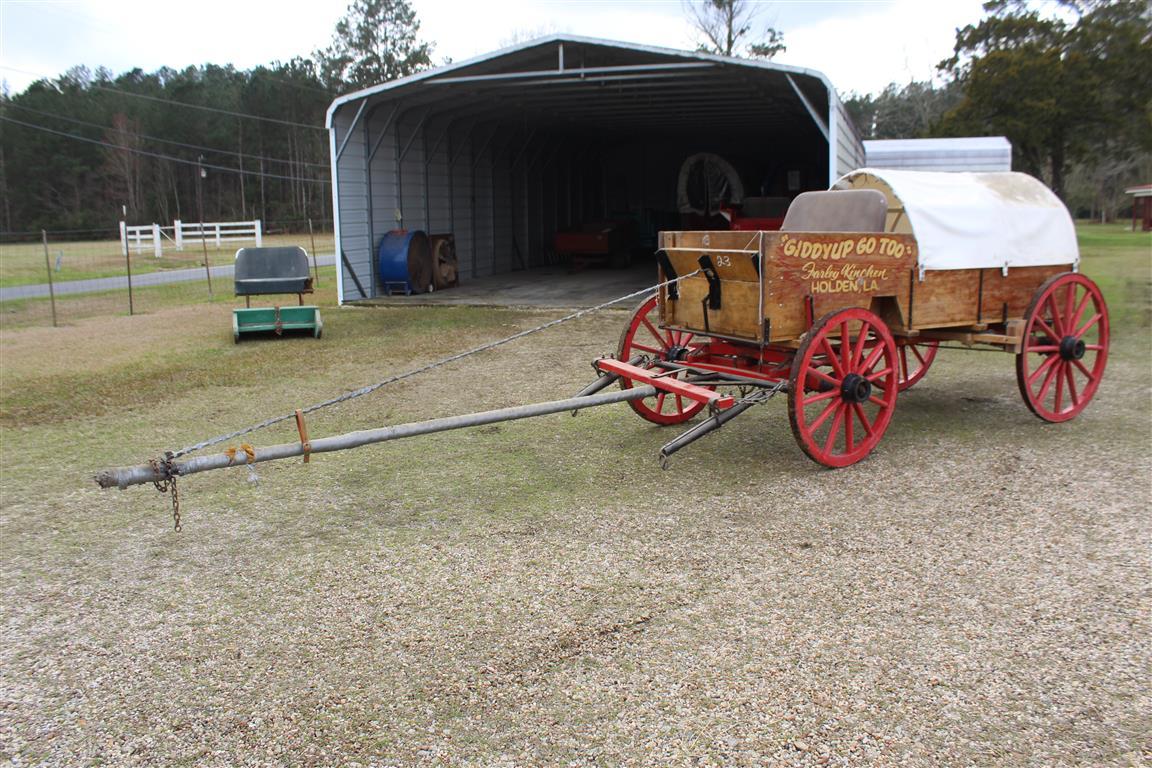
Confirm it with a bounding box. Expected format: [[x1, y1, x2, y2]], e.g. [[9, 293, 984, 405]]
[[326, 35, 863, 304]]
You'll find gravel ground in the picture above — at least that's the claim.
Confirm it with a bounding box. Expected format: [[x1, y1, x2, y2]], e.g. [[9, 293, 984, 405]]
[[0, 298, 1149, 767]]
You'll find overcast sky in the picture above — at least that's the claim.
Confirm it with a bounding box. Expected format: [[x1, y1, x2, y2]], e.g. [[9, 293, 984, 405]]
[[0, 0, 988, 100]]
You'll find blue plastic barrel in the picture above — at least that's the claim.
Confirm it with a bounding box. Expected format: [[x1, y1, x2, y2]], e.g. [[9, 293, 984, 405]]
[[377, 230, 433, 295]]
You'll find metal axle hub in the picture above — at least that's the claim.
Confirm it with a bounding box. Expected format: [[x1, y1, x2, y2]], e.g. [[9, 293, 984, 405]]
[[840, 373, 872, 404], [1059, 335, 1086, 361]]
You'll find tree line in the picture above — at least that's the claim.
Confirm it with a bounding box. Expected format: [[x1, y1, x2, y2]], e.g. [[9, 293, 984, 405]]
[[0, 0, 432, 235], [0, 0, 1147, 234], [843, 0, 1150, 221]]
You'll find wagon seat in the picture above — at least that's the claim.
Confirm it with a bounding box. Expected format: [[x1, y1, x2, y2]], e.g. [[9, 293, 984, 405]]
[[780, 189, 888, 233], [234, 246, 314, 306]]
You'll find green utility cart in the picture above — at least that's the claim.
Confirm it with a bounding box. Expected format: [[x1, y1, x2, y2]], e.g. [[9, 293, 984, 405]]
[[232, 246, 322, 342]]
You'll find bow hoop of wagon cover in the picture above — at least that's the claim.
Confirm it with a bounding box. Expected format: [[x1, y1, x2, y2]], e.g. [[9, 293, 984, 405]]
[[834, 168, 1079, 276]]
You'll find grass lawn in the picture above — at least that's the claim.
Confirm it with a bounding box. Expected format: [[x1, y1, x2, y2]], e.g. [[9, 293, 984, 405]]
[[0, 231, 335, 288], [0, 224, 1149, 766]]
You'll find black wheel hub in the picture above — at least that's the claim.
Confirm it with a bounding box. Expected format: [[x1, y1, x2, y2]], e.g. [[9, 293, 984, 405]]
[[665, 344, 690, 362], [1059, 335, 1085, 361], [840, 372, 872, 404]]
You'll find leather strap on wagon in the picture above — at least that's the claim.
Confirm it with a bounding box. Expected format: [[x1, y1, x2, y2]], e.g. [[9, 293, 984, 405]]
[[698, 254, 722, 310], [655, 250, 679, 300]]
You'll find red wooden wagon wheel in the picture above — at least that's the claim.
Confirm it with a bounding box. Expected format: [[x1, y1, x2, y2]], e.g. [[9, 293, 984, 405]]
[[896, 340, 939, 391], [1016, 272, 1109, 422], [788, 308, 899, 467], [617, 294, 711, 425]]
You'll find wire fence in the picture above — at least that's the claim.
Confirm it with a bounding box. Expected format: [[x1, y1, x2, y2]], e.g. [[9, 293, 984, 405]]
[[0, 219, 334, 329]]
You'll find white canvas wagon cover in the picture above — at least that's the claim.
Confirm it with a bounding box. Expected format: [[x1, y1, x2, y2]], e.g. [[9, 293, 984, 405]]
[[834, 168, 1078, 273]]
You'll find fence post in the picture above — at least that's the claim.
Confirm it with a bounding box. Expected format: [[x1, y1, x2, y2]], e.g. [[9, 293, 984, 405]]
[[123, 226, 135, 316], [41, 230, 58, 327], [255, 219, 263, 247], [201, 229, 213, 299], [152, 223, 162, 259], [308, 218, 320, 287], [119, 220, 127, 253], [174, 219, 183, 250]]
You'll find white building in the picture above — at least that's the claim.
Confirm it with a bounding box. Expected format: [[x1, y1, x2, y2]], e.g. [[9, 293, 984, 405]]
[[864, 137, 1012, 172]]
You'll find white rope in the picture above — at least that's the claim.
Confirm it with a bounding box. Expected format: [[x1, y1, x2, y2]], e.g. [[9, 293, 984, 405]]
[[169, 271, 700, 458]]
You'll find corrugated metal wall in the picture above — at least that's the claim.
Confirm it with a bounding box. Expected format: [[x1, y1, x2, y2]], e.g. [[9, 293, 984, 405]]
[[336, 114, 595, 297], [833, 97, 867, 180], [332, 109, 371, 301]]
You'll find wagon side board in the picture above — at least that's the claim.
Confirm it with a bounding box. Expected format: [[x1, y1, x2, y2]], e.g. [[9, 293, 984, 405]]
[[659, 231, 765, 341], [658, 230, 1074, 343]]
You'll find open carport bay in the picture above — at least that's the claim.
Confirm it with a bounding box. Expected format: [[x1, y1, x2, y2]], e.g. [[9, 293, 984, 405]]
[[328, 36, 862, 304]]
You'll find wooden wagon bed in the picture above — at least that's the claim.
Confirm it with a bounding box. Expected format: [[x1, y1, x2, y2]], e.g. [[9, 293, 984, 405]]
[[656, 169, 1081, 347]]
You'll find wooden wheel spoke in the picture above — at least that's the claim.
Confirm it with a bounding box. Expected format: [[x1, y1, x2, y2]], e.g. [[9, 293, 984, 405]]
[[867, 394, 887, 407], [655, 391, 667, 412], [810, 397, 842, 431], [1027, 353, 1059, 385], [808, 367, 840, 388], [840, 321, 852, 372], [1044, 295, 1065, 336], [675, 394, 685, 414], [865, 366, 893, 384], [1026, 344, 1060, 353], [1063, 284, 1076, 333], [1034, 317, 1061, 343], [804, 388, 841, 406], [850, 327, 870, 368], [1036, 358, 1060, 401], [640, 316, 668, 350], [822, 406, 846, 455], [1072, 358, 1095, 382], [1070, 289, 1091, 332], [1084, 343, 1104, 351], [630, 343, 662, 355], [1064, 364, 1079, 407], [896, 341, 937, 392], [860, 343, 887, 375], [852, 402, 875, 437], [1075, 313, 1101, 339], [1054, 363, 1066, 413], [821, 337, 845, 378], [844, 404, 855, 452]]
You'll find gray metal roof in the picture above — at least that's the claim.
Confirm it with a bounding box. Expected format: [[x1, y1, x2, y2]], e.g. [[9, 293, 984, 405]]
[[326, 34, 839, 140], [864, 137, 1011, 153]]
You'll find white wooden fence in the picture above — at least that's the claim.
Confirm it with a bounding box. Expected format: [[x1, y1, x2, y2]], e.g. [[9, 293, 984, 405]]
[[120, 219, 263, 257]]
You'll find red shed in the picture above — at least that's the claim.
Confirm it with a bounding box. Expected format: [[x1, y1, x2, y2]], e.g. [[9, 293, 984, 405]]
[[1126, 183, 1152, 231]]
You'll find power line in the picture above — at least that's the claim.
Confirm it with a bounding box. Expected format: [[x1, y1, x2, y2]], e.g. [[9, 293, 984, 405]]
[[4, 102, 330, 169], [0, 65, 328, 131], [0, 115, 331, 185]]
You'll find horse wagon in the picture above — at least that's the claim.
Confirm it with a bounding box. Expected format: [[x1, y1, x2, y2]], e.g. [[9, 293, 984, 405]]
[[96, 170, 1109, 512], [593, 168, 1108, 466]]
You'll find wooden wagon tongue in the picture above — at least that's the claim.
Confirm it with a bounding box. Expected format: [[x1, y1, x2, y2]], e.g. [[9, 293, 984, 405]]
[[94, 384, 661, 491], [93, 354, 748, 492]]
